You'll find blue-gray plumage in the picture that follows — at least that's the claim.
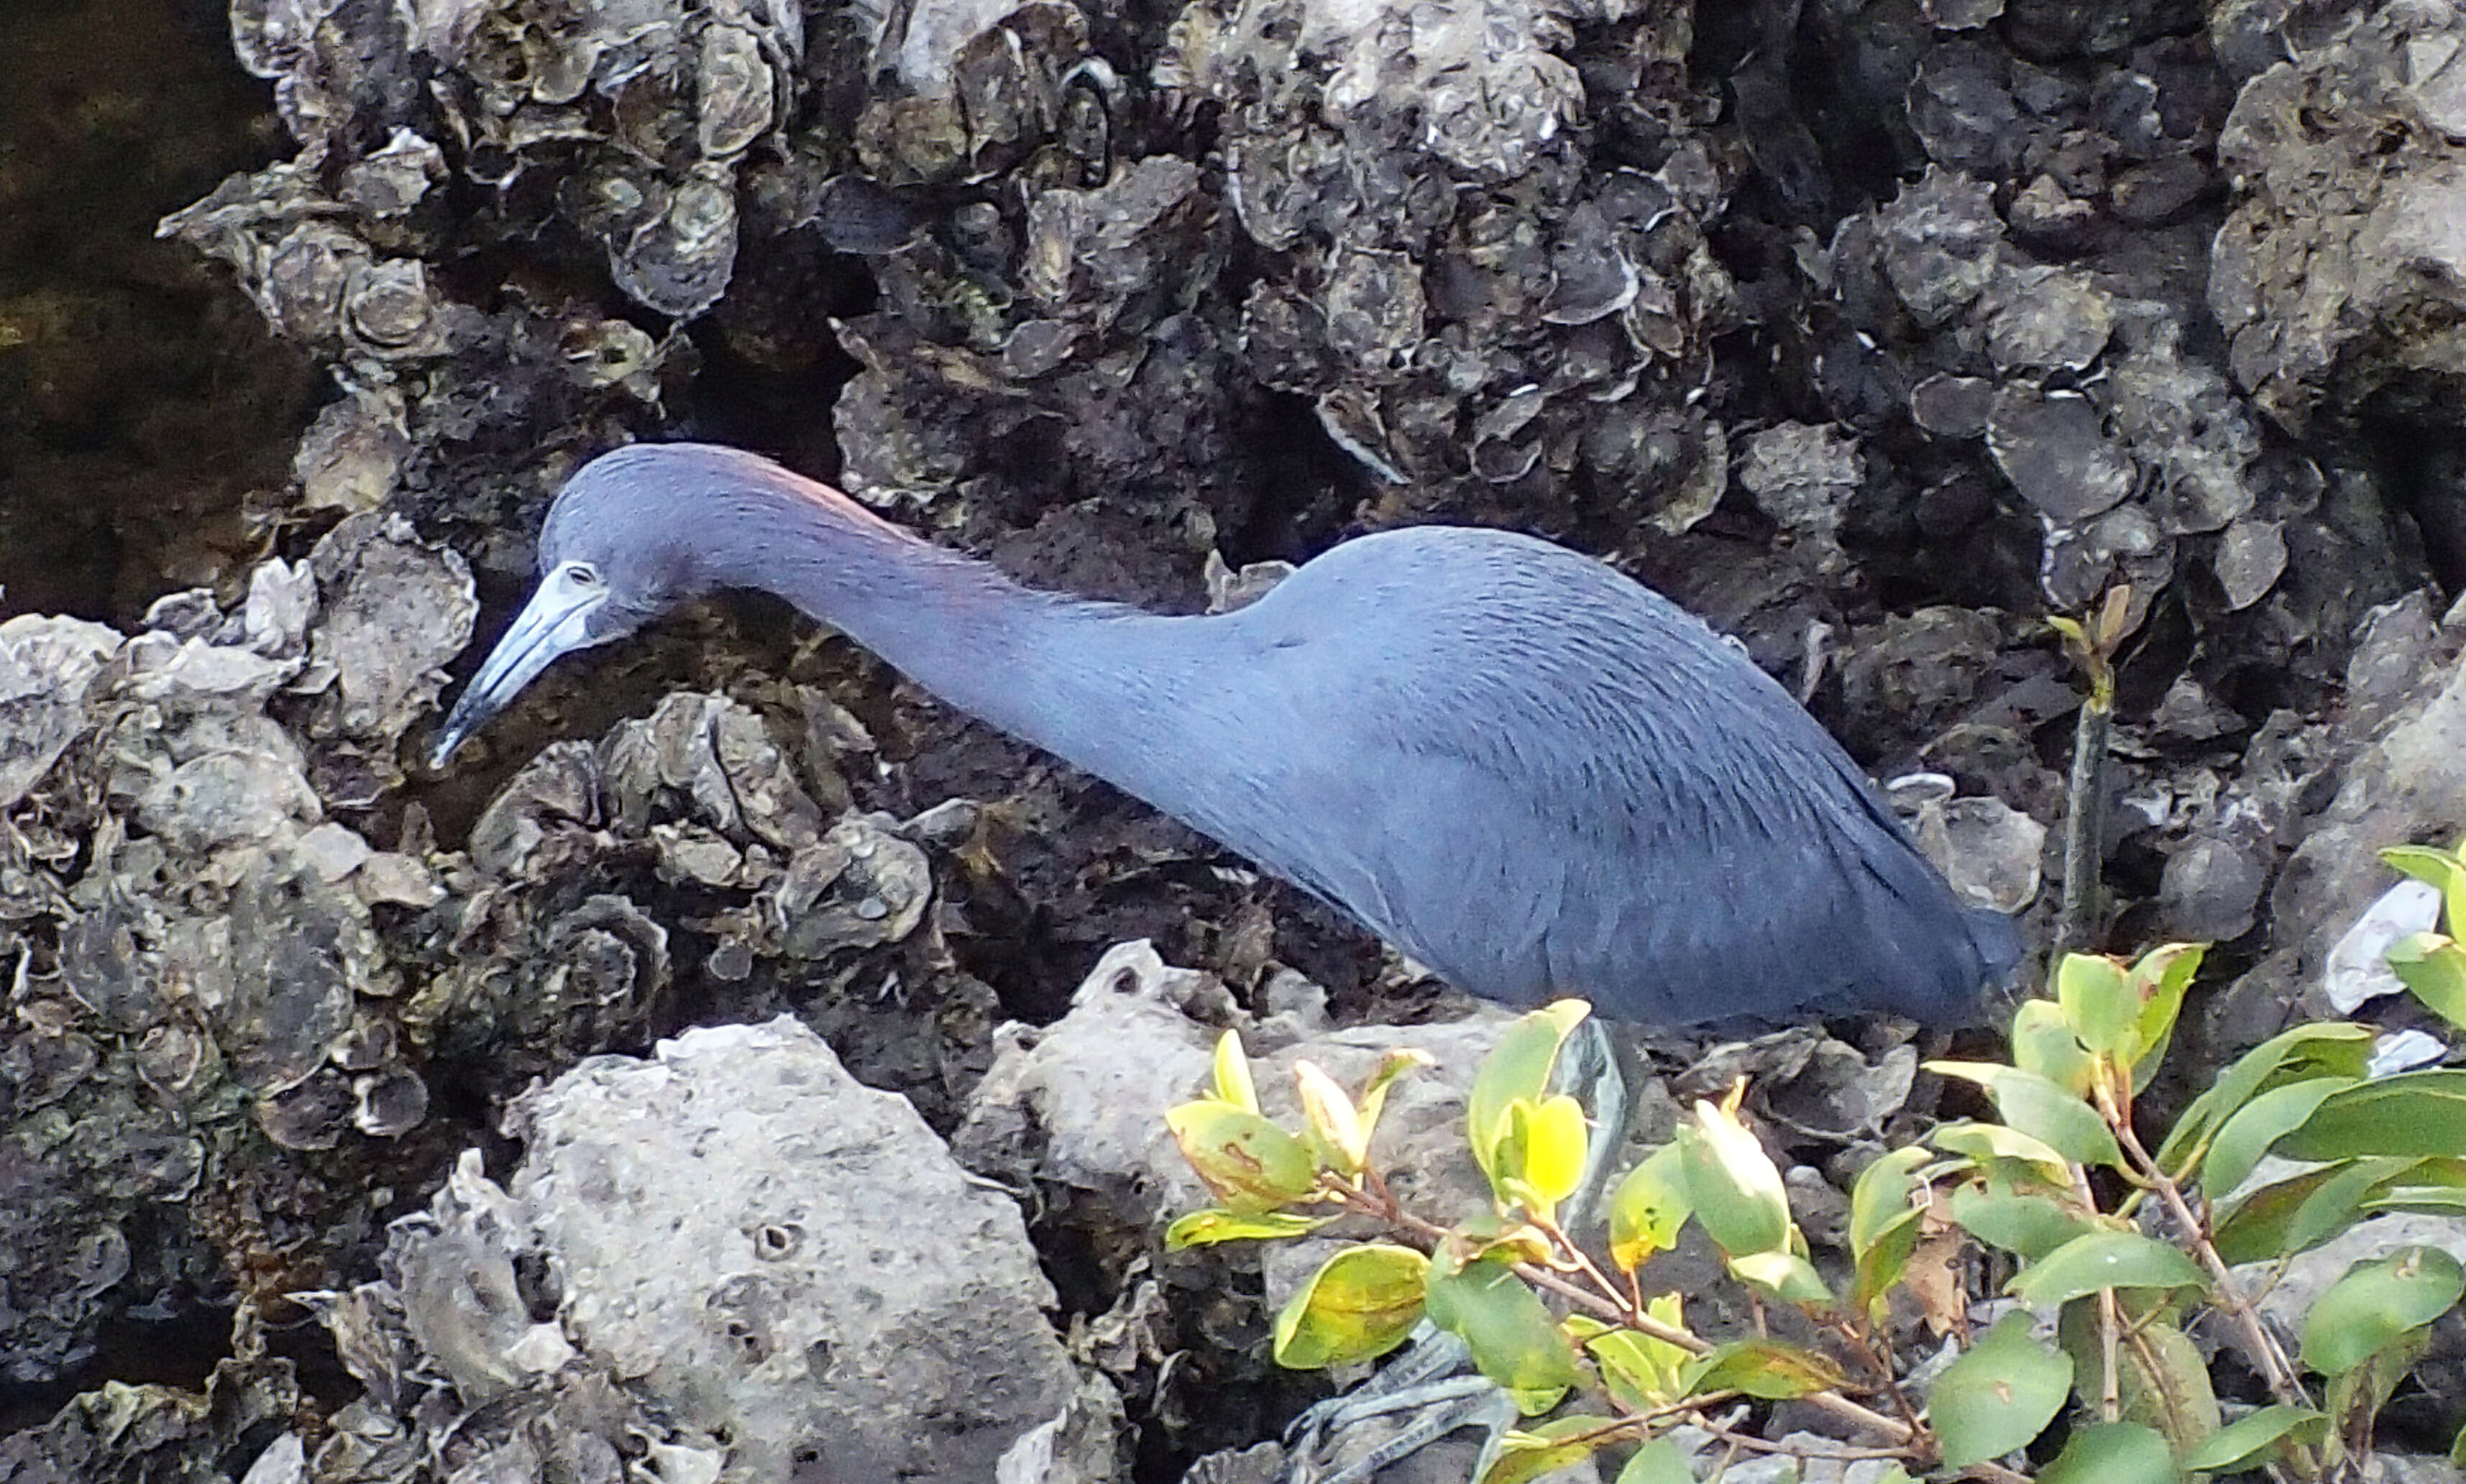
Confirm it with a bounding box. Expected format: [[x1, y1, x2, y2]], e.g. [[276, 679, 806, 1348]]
[[434, 442, 2019, 1027]]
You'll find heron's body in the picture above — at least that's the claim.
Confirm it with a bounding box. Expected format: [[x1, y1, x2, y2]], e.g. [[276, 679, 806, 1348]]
[[436, 444, 2017, 1027]]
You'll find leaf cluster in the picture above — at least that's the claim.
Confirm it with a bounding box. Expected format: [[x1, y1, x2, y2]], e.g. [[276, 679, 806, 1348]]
[[1163, 843, 2466, 1484]]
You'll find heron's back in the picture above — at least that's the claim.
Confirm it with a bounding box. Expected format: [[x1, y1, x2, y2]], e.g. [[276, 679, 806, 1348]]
[[1183, 526, 2012, 1028]]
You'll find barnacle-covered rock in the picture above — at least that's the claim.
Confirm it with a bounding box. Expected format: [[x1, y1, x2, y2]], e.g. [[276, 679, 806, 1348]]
[[740, 815, 934, 960], [311, 1018, 1104, 1483], [299, 512, 477, 748], [601, 691, 828, 852], [1155, 0, 1729, 521], [0, 615, 122, 810], [1738, 422, 1861, 574], [2209, 1, 2466, 429], [0, 1356, 304, 1479], [0, 525, 484, 1379]]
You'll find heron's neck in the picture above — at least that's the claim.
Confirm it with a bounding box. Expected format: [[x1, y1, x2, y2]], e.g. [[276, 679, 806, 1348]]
[[725, 506, 1205, 790]]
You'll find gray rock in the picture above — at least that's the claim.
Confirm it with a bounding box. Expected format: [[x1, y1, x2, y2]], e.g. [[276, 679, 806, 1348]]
[[323, 1017, 1109, 1484]]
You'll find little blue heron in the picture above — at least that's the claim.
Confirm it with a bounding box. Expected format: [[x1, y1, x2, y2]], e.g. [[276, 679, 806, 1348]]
[[434, 442, 2018, 1027]]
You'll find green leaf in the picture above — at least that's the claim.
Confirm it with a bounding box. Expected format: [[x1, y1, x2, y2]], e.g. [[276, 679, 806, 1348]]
[[2125, 943, 2204, 1093], [1166, 1100, 1319, 1212], [1272, 1243, 1428, 1369], [2012, 997, 2099, 1096], [2201, 1076, 2360, 1198], [1676, 1101, 1792, 1257], [2280, 1071, 2466, 1161], [1728, 1250, 1833, 1306], [1293, 1059, 1369, 1176], [2155, 1023, 2378, 1175], [2365, 1157, 2466, 1221], [2382, 842, 2466, 939], [2212, 1158, 2421, 1264], [1210, 1029, 1259, 1112], [2451, 1414, 2465, 1469], [1164, 1209, 1331, 1248], [1931, 1119, 2073, 1183], [1848, 1150, 1930, 1315], [1949, 1181, 2102, 1262], [1929, 1061, 2123, 1169], [1679, 1337, 1847, 1400], [1587, 1311, 1692, 1411], [2386, 933, 2466, 1032], [2181, 1405, 2328, 1472], [1615, 1437, 1697, 1484], [2300, 1245, 2466, 1375], [2055, 954, 2140, 1060], [1849, 1146, 1933, 1258], [1929, 1314, 2074, 1468], [2009, 1230, 2207, 1305], [1424, 1255, 1581, 1403], [1609, 1144, 1692, 1273], [1467, 1001, 1590, 1181], [2327, 1326, 2429, 1448], [1480, 1417, 1615, 1484], [2039, 1422, 2178, 1484]]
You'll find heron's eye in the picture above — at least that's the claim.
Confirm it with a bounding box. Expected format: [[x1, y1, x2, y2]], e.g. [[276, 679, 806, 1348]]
[[562, 562, 602, 588]]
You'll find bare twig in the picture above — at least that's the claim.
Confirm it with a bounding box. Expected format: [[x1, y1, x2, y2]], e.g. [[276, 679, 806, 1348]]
[[2092, 1084, 2327, 1482], [2056, 688, 2111, 954]]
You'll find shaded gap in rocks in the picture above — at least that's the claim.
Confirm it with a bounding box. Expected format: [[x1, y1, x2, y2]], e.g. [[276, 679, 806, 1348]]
[[2370, 418, 2466, 595], [1217, 390, 1374, 567], [0, 1301, 234, 1435], [0, 0, 321, 623], [682, 236, 877, 474]]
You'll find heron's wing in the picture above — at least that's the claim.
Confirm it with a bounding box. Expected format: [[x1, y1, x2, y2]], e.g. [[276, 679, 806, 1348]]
[[1330, 743, 1984, 1025]]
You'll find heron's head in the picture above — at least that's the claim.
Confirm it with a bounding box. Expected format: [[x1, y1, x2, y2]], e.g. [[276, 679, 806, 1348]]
[[429, 445, 736, 767]]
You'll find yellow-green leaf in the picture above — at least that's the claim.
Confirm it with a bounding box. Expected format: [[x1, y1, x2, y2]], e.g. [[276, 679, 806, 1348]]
[[2011, 998, 2097, 1097], [1503, 1094, 1590, 1214], [1480, 1417, 1615, 1484], [1931, 1119, 2073, 1184], [1948, 1180, 2102, 1261], [1272, 1243, 1428, 1369], [2201, 1076, 2359, 1198], [2155, 1023, 2377, 1175], [2382, 843, 2466, 940], [1587, 1309, 1692, 1411], [1164, 1209, 1331, 1248], [2124, 943, 2203, 1092], [1729, 1250, 1833, 1306], [1166, 1100, 1319, 1212], [1293, 1059, 1368, 1176], [1849, 1146, 1932, 1314], [1679, 1337, 1847, 1400], [1468, 1001, 1590, 1181], [1677, 1101, 1791, 1257], [1357, 1045, 1434, 1138], [2054, 954, 2139, 1061], [1211, 1028, 1259, 1112], [1609, 1144, 1692, 1273], [2279, 1071, 2466, 1162]]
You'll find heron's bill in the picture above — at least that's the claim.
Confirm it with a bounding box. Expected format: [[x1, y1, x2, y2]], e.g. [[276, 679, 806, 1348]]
[[429, 566, 608, 767]]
